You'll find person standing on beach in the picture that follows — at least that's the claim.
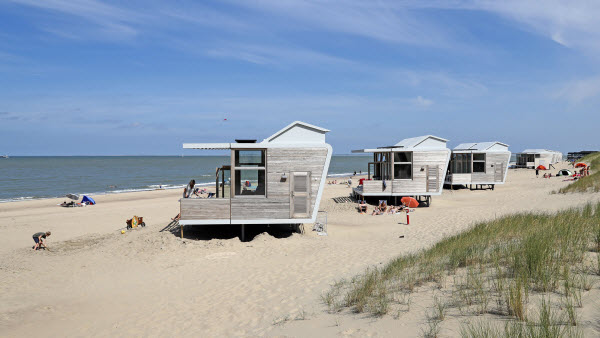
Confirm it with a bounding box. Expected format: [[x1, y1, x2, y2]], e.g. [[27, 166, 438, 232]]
[[535, 168, 539, 177], [32, 231, 51, 250], [183, 179, 195, 198]]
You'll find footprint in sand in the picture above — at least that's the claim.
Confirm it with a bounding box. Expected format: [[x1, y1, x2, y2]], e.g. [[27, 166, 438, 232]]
[[205, 252, 237, 260]]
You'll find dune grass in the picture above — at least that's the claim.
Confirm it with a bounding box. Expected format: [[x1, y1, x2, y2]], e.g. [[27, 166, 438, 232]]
[[560, 152, 600, 193], [323, 203, 600, 336]]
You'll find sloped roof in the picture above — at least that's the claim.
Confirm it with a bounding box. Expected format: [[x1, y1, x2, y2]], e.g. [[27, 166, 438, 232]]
[[263, 121, 330, 143], [522, 149, 554, 154], [393, 135, 448, 149], [454, 141, 509, 151]]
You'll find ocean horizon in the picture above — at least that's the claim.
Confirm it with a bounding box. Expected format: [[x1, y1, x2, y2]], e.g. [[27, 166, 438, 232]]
[[0, 155, 369, 203]]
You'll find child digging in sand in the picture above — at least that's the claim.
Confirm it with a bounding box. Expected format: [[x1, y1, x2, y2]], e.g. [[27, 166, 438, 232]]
[[32, 231, 51, 250]]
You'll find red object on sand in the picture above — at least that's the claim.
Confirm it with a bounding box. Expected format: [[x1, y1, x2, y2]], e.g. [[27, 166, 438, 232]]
[[401, 197, 419, 208], [575, 162, 587, 168], [536, 165, 547, 170]]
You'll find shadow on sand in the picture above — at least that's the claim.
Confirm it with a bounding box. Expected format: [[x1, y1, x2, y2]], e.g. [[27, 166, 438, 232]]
[[162, 221, 302, 242]]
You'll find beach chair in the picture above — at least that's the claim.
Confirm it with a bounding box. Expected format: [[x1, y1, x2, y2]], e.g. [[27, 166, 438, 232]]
[[357, 199, 367, 214]]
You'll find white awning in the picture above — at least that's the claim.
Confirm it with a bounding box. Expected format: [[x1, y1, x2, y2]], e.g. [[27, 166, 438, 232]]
[[183, 143, 231, 149]]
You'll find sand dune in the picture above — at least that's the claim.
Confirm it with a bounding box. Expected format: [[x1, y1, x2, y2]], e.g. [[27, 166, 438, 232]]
[[1, 164, 599, 337]]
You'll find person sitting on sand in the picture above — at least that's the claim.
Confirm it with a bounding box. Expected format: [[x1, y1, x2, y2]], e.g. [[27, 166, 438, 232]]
[[32, 231, 51, 250], [371, 201, 387, 215], [358, 200, 367, 214], [183, 179, 195, 198]]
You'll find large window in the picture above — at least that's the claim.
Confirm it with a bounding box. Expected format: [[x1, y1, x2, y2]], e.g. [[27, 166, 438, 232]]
[[451, 153, 472, 174], [393, 152, 412, 179], [233, 150, 266, 196], [473, 153, 486, 173]]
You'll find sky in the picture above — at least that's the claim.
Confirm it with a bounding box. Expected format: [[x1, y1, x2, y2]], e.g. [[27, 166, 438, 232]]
[[1, 0, 599, 155]]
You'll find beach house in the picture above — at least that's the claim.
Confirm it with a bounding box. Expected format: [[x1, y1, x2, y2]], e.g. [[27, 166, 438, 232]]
[[515, 149, 563, 169], [351, 135, 451, 206], [179, 121, 332, 238], [445, 142, 511, 189]]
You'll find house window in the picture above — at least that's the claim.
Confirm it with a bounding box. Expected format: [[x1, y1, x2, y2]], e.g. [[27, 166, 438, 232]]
[[473, 153, 486, 173], [451, 153, 472, 174], [233, 150, 266, 196], [393, 152, 412, 179]]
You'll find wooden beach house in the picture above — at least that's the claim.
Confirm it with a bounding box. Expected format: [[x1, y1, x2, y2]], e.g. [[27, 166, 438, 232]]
[[179, 121, 332, 237], [445, 142, 511, 189], [515, 149, 562, 169], [351, 135, 451, 206]]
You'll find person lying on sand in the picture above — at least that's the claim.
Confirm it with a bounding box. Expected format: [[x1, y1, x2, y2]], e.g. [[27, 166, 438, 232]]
[[32, 231, 51, 250], [387, 205, 404, 214]]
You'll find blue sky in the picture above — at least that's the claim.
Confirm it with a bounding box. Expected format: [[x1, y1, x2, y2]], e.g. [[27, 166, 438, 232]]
[[1, 0, 599, 155]]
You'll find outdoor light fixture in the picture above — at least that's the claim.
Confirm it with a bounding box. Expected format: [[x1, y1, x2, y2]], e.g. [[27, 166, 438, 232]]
[[281, 173, 287, 180]]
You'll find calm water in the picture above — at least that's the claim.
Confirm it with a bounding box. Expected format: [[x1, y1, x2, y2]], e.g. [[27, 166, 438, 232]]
[[0, 155, 369, 202]]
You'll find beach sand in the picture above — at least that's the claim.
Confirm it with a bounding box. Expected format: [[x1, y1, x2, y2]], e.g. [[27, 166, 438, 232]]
[[1, 163, 599, 337]]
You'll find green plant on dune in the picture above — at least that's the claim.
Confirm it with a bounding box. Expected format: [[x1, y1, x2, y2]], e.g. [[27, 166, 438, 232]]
[[560, 152, 600, 193], [324, 204, 600, 336]]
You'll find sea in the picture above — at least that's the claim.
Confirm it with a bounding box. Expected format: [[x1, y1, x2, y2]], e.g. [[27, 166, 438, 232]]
[[0, 156, 369, 203]]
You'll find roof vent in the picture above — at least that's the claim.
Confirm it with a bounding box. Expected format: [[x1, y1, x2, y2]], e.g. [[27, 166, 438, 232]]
[[235, 139, 257, 143]]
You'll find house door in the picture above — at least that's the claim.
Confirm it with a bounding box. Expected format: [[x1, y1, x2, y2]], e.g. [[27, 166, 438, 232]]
[[426, 165, 439, 192], [494, 163, 504, 182], [291, 172, 311, 218]]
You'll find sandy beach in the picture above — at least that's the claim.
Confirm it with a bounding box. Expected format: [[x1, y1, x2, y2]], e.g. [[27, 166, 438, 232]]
[[1, 163, 599, 337]]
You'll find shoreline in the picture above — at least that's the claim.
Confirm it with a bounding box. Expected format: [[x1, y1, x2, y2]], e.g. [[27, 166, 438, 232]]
[[0, 172, 365, 204]]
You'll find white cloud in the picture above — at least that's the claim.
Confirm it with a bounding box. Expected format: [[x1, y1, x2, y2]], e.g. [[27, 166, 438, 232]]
[[414, 96, 434, 107], [556, 76, 600, 103]]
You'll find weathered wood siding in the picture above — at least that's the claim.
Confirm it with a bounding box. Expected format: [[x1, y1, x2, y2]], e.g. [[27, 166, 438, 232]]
[[471, 152, 510, 184], [230, 147, 328, 220], [180, 199, 230, 220], [449, 173, 471, 185], [362, 180, 387, 194], [392, 150, 449, 194]]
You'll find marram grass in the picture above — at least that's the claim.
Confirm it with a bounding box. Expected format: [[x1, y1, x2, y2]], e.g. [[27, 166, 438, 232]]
[[324, 203, 600, 336]]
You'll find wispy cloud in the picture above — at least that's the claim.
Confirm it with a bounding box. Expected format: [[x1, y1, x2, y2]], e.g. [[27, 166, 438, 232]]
[[8, 0, 142, 39], [203, 42, 356, 67], [555, 75, 600, 103]]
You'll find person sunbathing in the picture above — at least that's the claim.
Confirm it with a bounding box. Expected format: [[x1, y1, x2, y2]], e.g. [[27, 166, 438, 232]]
[[357, 200, 367, 214], [371, 201, 387, 215], [387, 205, 404, 214]]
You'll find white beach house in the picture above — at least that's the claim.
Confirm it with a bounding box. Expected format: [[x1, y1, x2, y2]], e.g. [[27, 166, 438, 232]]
[[351, 135, 451, 206], [446, 142, 511, 189], [179, 121, 332, 238], [515, 149, 563, 168]]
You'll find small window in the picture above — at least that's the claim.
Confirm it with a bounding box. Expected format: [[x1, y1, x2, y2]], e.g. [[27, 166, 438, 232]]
[[451, 153, 472, 174], [235, 150, 265, 167], [394, 164, 412, 179], [473, 153, 486, 173], [233, 149, 266, 196], [234, 170, 265, 196], [394, 152, 412, 162], [393, 151, 412, 179]]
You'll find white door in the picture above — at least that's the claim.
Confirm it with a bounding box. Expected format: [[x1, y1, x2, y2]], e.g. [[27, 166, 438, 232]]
[[494, 163, 504, 182], [291, 172, 311, 218], [426, 165, 439, 192]]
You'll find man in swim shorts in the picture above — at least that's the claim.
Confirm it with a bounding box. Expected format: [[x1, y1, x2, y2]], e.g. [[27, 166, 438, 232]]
[[32, 231, 51, 250]]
